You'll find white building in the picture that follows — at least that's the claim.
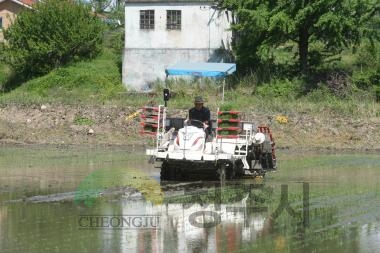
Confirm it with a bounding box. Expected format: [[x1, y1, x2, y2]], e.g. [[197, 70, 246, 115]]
[[123, 0, 232, 89]]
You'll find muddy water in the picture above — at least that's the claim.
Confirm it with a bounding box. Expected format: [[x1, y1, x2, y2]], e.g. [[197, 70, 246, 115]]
[[0, 146, 379, 253]]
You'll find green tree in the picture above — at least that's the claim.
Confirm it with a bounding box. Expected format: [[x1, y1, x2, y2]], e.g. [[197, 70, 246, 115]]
[[3, 0, 104, 80], [218, 0, 379, 75]]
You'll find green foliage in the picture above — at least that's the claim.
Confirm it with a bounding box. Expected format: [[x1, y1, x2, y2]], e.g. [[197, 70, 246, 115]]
[[256, 79, 302, 98], [0, 49, 125, 105], [352, 69, 380, 89], [0, 62, 10, 90], [2, 0, 104, 84], [74, 116, 95, 126], [0, 44, 9, 89], [219, 102, 235, 111], [351, 40, 380, 89], [218, 0, 378, 76], [354, 39, 380, 69], [303, 85, 334, 103], [103, 28, 124, 74], [375, 85, 380, 102]]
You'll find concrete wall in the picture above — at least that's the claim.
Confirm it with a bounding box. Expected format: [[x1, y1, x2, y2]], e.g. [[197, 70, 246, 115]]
[[123, 2, 232, 89], [123, 48, 217, 89]]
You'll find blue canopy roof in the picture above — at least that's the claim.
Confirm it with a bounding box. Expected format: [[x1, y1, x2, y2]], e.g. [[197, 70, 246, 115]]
[[165, 62, 236, 78]]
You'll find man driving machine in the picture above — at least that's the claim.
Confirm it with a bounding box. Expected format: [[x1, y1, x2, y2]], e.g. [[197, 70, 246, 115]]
[[188, 96, 211, 135]]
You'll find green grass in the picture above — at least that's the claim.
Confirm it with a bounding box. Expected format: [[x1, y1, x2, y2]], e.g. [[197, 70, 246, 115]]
[[0, 63, 10, 87], [156, 71, 379, 118], [73, 115, 95, 126], [1, 66, 377, 119], [0, 49, 126, 105], [0, 42, 378, 119]]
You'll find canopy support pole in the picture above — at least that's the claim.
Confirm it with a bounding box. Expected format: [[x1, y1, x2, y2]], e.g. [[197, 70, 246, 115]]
[[164, 74, 168, 107]]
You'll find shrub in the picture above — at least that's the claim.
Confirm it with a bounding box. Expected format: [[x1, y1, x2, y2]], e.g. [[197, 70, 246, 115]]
[[352, 69, 380, 90], [375, 85, 380, 102], [3, 0, 104, 82], [219, 102, 235, 111], [304, 85, 334, 103], [256, 79, 302, 98]]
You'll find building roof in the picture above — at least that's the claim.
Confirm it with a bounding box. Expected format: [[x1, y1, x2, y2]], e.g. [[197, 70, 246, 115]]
[[20, 0, 36, 5], [0, 0, 37, 8]]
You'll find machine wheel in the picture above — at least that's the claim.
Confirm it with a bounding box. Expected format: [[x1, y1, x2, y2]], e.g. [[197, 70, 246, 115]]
[[235, 160, 245, 178], [260, 153, 274, 170], [160, 161, 170, 180], [175, 167, 186, 181], [227, 163, 236, 179]]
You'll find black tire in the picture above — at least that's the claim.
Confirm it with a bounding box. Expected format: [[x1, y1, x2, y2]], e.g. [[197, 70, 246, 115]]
[[160, 161, 170, 180], [267, 153, 274, 170], [235, 160, 245, 178], [175, 167, 185, 181], [260, 153, 274, 170], [227, 163, 236, 179]]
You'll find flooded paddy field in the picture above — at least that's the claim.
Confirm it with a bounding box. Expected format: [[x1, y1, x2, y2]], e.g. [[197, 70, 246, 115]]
[[0, 145, 379, 253]]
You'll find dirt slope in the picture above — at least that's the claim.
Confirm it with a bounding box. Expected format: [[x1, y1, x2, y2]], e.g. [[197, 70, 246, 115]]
[[0, 104, 379, 150]]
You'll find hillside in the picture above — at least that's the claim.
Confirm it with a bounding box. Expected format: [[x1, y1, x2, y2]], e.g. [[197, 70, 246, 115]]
[[0, 43, 379, 149]]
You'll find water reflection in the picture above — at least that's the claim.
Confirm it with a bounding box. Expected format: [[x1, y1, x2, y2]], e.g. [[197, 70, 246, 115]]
[[0, 146, 380, 253], [0, 185, 378, 253], [76, 181, 273, 253]]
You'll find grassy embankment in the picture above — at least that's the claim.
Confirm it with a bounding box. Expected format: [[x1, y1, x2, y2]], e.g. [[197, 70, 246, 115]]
[[0, 43, 379, 148], [0, 48, 378, 116], [0, 49, 126, 105]]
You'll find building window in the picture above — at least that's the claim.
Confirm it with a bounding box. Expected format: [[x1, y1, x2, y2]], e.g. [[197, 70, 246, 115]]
[[0, 17, 3, 30], [140, 10, 154, 30], [167, 10, 181, 30]]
